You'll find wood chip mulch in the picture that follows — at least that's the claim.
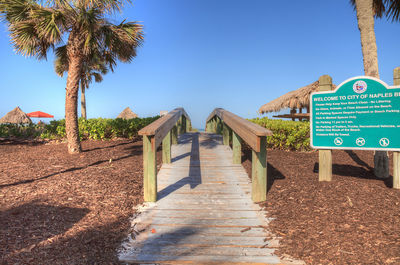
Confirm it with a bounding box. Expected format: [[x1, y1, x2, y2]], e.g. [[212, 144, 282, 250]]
[[1, 138, 400, 264], [0, 138, 161, 264], [242, 149, 400, 265]]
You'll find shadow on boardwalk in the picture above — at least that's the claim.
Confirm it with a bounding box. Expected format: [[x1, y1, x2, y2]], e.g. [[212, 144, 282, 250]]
[[158, 133, 202, 200]]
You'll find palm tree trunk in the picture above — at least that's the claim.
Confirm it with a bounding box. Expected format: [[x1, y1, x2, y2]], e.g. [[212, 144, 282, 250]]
[[355, 0, 389, 178], [65, 52, 83, 154], [81, 82, 87, 120]]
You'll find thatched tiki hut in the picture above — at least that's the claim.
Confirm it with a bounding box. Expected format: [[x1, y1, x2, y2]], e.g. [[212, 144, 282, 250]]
[[117, 107, 138, 119], [258, 81, 336, 121], [0, 107, 32, 124]]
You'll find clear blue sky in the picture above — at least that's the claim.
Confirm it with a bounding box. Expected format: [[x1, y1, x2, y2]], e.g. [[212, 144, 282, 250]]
[[1, 0, 400, 129]]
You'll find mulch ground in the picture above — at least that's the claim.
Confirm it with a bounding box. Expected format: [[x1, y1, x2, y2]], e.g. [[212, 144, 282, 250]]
[[242, 149, 400, 265], [1, 138, 400, 264], [0, 138, 161, 264]]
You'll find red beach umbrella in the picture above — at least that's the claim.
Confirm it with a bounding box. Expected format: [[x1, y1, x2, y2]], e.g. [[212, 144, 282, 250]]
[[26, 111, 54, 118]]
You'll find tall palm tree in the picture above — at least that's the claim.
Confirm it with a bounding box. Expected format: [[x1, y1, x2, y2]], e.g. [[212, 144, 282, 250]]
[[0, 0, 143, 154], [351, 0, 399, 178], [55, 46, 109, 120]]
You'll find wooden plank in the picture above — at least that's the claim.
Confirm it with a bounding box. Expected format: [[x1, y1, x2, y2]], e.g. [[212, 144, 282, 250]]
[[137, 217, 266, 227], [137, 209, 261, 219], [134, 234, 268, 245], [133, 224, 269, 236], [120, 132, 299, 264], [251, 136, 267, 202], [143, 135, 157, 202], [120, 254, 281, 264], [123, 246, 275, 256]]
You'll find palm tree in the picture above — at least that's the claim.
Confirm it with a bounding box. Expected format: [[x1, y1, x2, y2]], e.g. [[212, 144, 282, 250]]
[[0, 0, 143, 154], [55, 46, 109, 120], [350, 0, 399, 178]]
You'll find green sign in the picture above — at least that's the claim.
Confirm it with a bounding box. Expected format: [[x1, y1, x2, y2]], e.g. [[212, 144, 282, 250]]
[[311, 76, 400, 151]]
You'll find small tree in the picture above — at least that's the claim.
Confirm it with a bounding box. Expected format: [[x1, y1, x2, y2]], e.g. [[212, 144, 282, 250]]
[[0, 0, 143, 153]]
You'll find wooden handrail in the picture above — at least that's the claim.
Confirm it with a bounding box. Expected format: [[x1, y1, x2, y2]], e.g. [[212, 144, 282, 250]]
[[205, 108, 272, 202], [139, 108, 190, 149], [139, 107, 191, 202], [205, 108, 271, 152]]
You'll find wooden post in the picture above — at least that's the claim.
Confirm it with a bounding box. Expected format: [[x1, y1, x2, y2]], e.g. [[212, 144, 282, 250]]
[[212, 118, 217, 133], [171, 125, 178, 144], [393, 67, 400, 189], [290, 108, 296, 121], [177, 116, 182, 135], [394, 152, 400, 189], [232, 131, 242, 164], [186, 119, 191, 132], [162, 131, 171, 164], [216, 117, 222, 134], [143, 135, 157, 202], [318, 75, 333, 181], [223, 122, 230, 145], [252, 136, 267, 202], [180, 116, 186, 134]]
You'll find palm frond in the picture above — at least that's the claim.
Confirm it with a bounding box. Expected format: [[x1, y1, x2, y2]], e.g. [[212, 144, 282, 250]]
[[349, 0, 386, 18], [74, 0, 131, 14], [385, 0, 400, 21], [373, 0, 386, 17], [91, 72, 103, 82], [97, 21, 143, 63], [54, 45, 68, 76], [1, 0, 68, 58]]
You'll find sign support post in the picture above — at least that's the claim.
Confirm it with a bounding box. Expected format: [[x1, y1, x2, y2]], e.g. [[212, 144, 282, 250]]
[[394, 67, 400, 189], [318, 75, 333, 181]]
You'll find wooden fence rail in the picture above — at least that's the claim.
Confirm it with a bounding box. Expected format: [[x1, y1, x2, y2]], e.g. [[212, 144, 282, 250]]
[[138, 108, 191, 202], [205, 108, 272, 202]]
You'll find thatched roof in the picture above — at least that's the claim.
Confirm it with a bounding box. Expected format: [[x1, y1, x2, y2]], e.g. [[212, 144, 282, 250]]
[[0, 107, 32, 124], [117, 107, 138, 119], [259, 81, 336, 114]]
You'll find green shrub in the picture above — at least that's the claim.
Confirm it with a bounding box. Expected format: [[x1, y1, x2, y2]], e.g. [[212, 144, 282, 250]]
[[0, 123, 43, 138], [0, 116, 159, 140], [249, 117, 311, 151]]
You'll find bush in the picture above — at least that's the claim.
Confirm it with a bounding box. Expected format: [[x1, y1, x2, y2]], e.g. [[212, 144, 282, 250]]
[[0, 116, 160, 140], [0, 123, 43, 138], [249, 117, 311, 151]]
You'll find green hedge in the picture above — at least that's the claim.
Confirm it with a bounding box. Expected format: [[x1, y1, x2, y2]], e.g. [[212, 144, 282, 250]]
[[0, 116, 159, 140], [249, 117, 311, 151], [0, 123, 43, 138]]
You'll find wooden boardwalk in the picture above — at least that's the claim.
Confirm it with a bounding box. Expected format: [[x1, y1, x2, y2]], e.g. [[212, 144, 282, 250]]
[[119, 133, 302, 265]]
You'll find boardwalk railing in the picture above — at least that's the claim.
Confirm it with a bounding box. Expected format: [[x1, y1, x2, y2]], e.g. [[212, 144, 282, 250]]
[[205, 108, 272, 202], [138, 108, 191, 202]]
